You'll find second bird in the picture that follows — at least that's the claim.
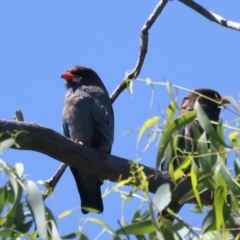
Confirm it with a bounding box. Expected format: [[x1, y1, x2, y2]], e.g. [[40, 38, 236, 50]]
[[161, 88, 229, 221], [61, 66, 114, 214]]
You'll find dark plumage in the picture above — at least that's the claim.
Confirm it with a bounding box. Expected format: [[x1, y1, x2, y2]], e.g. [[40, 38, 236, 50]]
[[161, 88, 229, 221], [61, 66, 114, 214]]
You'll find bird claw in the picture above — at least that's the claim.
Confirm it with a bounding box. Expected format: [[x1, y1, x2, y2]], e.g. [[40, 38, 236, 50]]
[[75, 139, 84, 146], [180, 173, 187, 178]]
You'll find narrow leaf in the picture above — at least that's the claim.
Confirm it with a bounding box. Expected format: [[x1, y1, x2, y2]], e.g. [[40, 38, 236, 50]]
[[156, 111, 196, 169], [25, 180, 47, 240], [115, 220, 155, 235], [224, 96, 240, 114], [153, 183, 171, 212], [191, 161, 202, 210], [137, 116, 160, 147], [194, 101, 230, 148]]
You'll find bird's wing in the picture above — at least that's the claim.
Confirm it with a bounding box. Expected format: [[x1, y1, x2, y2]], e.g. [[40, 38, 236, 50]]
[[62, 118, 70, 138], [91, 95, 114, 153]]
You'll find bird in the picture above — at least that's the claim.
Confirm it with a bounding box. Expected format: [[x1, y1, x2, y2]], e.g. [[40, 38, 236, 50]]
[[61, 65, 114, 214], [160, 88, 229, 221]]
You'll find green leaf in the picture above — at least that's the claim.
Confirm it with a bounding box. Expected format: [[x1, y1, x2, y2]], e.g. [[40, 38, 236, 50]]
[[210, 138, 218, 171], [214, 186, 225, 231], [217, 121, 225, 162], [166, 101, 177, 124], [17, 220, 33, 235], [15, 163, 24, 178], [179, 182, 207, 204], [149, 203, 159, 232], [25, 180, 48, 240], [86, 218, 117, 238], [143, 130, 157, 152], [156, 111, 196, 169], [229, 131, 240, 147], [115, 220, 155, 235], [229, 190, 239, 213], [234, 158, 240, 176], [153, 183, 171, 212], [171, 156, 192, 181], [132, 209, 141, 223], [57, 209, 75, 219], [123, 76, 133, 94], [197, 132, 211, 174], [137, 116, 160, 147], [0, 230, 14, 238], [191, 161, 202, 210], [141, 210, 150, 221], [224, 96, 240, 114], [172, 221, 190, 239], [45, 206, 58, 231], [156, 225, 175, 240], [48, 220, 61, 240], [202, 209, 215, 233], [0, 138, 15, 153], [3, 164, 23, 229], [166, 80, 175, 102], [61, 232, 88, 239], [0, 186, 7, 214], [194, 100, 230, 148]]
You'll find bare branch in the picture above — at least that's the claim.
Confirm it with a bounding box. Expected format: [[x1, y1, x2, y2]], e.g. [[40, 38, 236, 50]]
[[110, 0, 168, 103], [0, 119, 212, 206], [179, 0, 240, 31], [42, 163, 68, 200], [13, 110, 68, 198]]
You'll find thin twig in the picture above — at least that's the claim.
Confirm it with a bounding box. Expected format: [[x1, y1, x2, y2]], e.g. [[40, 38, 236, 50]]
[[110, 0, 168, 104], [13, 110, 68, 200], [179, 0, 240, 31], [42, 163, 68, 200]]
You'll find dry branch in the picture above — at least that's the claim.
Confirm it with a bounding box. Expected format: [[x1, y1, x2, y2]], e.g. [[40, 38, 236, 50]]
[[179, 0, 240, 31], [0, 119, 212, 206], [110, 0, 168, 103]]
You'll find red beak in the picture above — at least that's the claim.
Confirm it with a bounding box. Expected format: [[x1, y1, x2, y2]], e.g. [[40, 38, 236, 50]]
[[61, 72, 74, 81], [220, 97, 230, 104]]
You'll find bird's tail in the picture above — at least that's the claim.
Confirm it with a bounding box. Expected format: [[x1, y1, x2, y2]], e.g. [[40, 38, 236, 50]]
[[70, 167, 103, 214]]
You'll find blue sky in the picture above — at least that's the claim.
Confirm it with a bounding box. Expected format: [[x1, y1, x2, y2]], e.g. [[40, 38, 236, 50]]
[[0, 1, 240, 239]]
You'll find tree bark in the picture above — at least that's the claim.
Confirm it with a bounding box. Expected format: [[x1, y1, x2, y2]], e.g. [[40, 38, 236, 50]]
[[0, 119, 212, 205]]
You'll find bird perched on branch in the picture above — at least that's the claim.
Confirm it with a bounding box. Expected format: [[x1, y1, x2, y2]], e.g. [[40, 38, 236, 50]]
[[161, 88, 229, 221], [61, 66, 114, 214]]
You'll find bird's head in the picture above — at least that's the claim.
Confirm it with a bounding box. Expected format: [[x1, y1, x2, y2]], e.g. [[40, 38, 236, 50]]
[[192, 88, 229, 106], [181, 88, 229, 120], [61, 65, 108, 92]]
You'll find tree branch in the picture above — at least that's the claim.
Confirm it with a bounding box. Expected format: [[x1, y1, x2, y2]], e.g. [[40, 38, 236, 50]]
[[110, 0, 168, 103], [179, 0, 240, 31], [0, 119, 212, 206], [13, 110, 68, 199]]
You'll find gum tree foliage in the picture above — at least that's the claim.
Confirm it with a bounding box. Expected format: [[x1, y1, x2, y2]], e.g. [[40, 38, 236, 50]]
[[1, 1, 240, 239]]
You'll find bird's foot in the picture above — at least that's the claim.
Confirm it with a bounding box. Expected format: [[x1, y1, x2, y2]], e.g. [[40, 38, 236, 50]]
[[75, 139, 84, 146], [180, 173, 187, 178]]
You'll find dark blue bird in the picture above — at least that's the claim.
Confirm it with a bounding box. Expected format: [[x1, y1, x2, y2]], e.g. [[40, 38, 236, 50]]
[[161, 88, 229, 221], [61, 66, 114, 214]]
